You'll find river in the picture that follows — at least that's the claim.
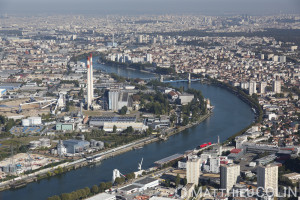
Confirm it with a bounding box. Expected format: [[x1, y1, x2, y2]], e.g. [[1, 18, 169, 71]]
[[0, 60, 254, 200]]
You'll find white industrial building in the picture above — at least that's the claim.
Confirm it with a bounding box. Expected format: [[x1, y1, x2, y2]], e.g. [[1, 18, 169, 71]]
[[118, 177, 159, 195], [103, 122, 148, 132], [29, 138, 51, 149], [86, 193, 116, 200], [22, 117, 42, 126]]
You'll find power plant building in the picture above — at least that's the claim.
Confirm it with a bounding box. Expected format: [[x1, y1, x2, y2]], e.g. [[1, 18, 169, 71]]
[[62, 139, 90, 154], [108, 90, 132, 111], [86, 54, 94, 109]]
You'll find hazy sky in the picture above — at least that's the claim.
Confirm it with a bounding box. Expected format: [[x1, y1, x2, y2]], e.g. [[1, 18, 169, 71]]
[[0, 0, 300, 16]]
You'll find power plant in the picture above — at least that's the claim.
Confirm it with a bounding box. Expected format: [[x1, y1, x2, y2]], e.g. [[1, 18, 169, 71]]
[[86, 53, 94, 109]]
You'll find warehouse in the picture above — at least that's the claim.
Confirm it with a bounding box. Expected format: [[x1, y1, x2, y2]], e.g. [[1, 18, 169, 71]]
[[103, 122, 148, 132], [178, 93, 194, 105], [63, 139, 90, 154], [89, 116, 137, 126], [56, 123, 74, 131], [86, 193, 116, 200], [90, 116, 147, 132], [133, 177, 159, 190]]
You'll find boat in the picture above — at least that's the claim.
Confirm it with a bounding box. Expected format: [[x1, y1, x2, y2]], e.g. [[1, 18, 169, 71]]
[[134, 146, 143, 150]]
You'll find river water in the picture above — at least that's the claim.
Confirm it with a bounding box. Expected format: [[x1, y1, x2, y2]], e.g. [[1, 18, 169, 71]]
[[0, 60, 254, 200]]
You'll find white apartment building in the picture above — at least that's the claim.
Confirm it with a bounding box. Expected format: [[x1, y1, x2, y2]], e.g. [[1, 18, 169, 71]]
[[273, 80, 281, 94], [186, 156, 201, 185], [220, 164, 240, 193], [257, 164, 278, 197]]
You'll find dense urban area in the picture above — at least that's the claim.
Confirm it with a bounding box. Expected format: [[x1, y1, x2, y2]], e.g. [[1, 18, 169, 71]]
[[0, 13, 300, 200]]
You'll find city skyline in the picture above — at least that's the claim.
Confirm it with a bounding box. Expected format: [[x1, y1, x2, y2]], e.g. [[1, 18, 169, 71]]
[[0, 0, 300, 16]]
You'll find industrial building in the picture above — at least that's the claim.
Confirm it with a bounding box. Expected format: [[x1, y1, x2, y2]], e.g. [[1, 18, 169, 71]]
[[89, 116, 147, 132], [56, 123, 74, 131], [145, 116, 170, 130], [118, 177, 159, 195], [22, 117, 42, 126], [227, 148, 244, 161], [86, 193, 116, 200], [178, 93, 194, 105], [86, 54, 94, 110], [29, 138, 51, 149], [108, 90, 132, 111], [62, 139, 90, 154]]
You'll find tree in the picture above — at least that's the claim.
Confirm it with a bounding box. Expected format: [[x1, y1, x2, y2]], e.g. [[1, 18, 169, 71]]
[[47, 196, 61, 200], [181, 115, 189, 126], [113, 125, 117, 133], [84, 187, 90, 197], [114, 177, 125, 185], [105, 182, 112, 189], [175, 174, 180, 187], [70, 191, 78, 200], [91, 185, 99, 194], [99, 182, 106, 192], [60, 193, 71, 200], [124, 126, 134, 134], [5, 119, 15, 132], [119, 106, 128, 115], [126, 172, 135, 180], [183, 178, 187, 185], [0, 115, 5, 124]]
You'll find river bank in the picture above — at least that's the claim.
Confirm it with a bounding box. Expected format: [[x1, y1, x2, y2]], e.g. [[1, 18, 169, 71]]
[[1, 57, 254, 200], [0, 110, 212, 192]]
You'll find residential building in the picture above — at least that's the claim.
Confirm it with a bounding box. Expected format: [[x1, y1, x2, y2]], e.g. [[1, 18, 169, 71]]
[[220, 164, 240, 193]]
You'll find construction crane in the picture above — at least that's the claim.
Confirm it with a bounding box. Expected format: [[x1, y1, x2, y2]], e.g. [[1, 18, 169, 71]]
[[26, 151, 33, 171]]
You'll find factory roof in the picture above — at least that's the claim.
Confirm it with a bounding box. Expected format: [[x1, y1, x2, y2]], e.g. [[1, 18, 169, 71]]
[[134, 177, 157, 185], [86, 193, 116, 200], [63, 139, 89, 145], [90, 116, 136, 123], [119, 184, 141, 191]]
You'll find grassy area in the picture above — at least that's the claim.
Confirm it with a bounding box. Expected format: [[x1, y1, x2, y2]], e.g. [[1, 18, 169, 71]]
[[0, 136, 43, 161]]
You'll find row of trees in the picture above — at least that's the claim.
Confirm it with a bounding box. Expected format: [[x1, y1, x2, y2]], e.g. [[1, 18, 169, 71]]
[[47, 181, 113, 200], [47, 172, 137, 200]]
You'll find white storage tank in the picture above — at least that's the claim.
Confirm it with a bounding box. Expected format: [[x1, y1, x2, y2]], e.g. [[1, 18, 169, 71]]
[[22, 119, 30, 126], [28, 117, 42, 125]]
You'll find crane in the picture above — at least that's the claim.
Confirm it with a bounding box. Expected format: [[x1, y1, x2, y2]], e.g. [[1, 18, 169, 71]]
[[26, 151, 33, 171]]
